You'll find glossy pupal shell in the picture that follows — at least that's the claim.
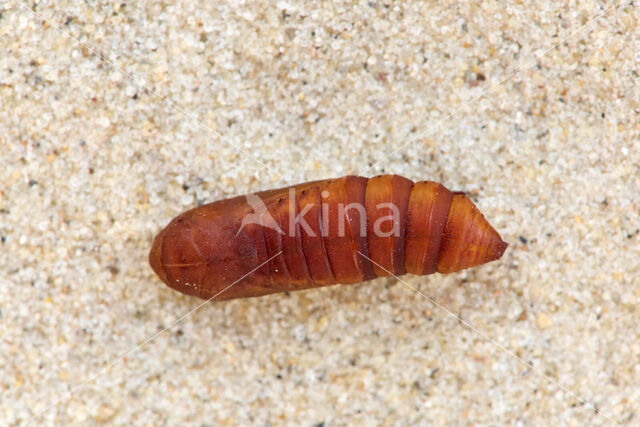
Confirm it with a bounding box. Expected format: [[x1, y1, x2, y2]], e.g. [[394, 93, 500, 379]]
[[149, 175, 508, 301]]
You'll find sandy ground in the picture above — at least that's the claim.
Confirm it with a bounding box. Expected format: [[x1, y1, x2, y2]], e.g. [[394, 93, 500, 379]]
[[1, 0, 639, 425]]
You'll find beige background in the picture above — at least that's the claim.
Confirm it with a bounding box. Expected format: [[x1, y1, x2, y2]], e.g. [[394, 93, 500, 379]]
[[1, 0, 639, 425]]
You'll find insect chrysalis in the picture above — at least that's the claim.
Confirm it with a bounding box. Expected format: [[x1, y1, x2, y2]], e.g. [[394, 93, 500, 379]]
[[149, 175, 507, 301]]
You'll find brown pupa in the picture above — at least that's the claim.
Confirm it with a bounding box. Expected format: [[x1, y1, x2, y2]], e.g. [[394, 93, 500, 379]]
[[149, 175, 507, 301]]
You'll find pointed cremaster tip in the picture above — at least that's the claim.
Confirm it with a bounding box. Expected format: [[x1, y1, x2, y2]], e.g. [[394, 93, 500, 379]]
[[436, 194, 508, 274]]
